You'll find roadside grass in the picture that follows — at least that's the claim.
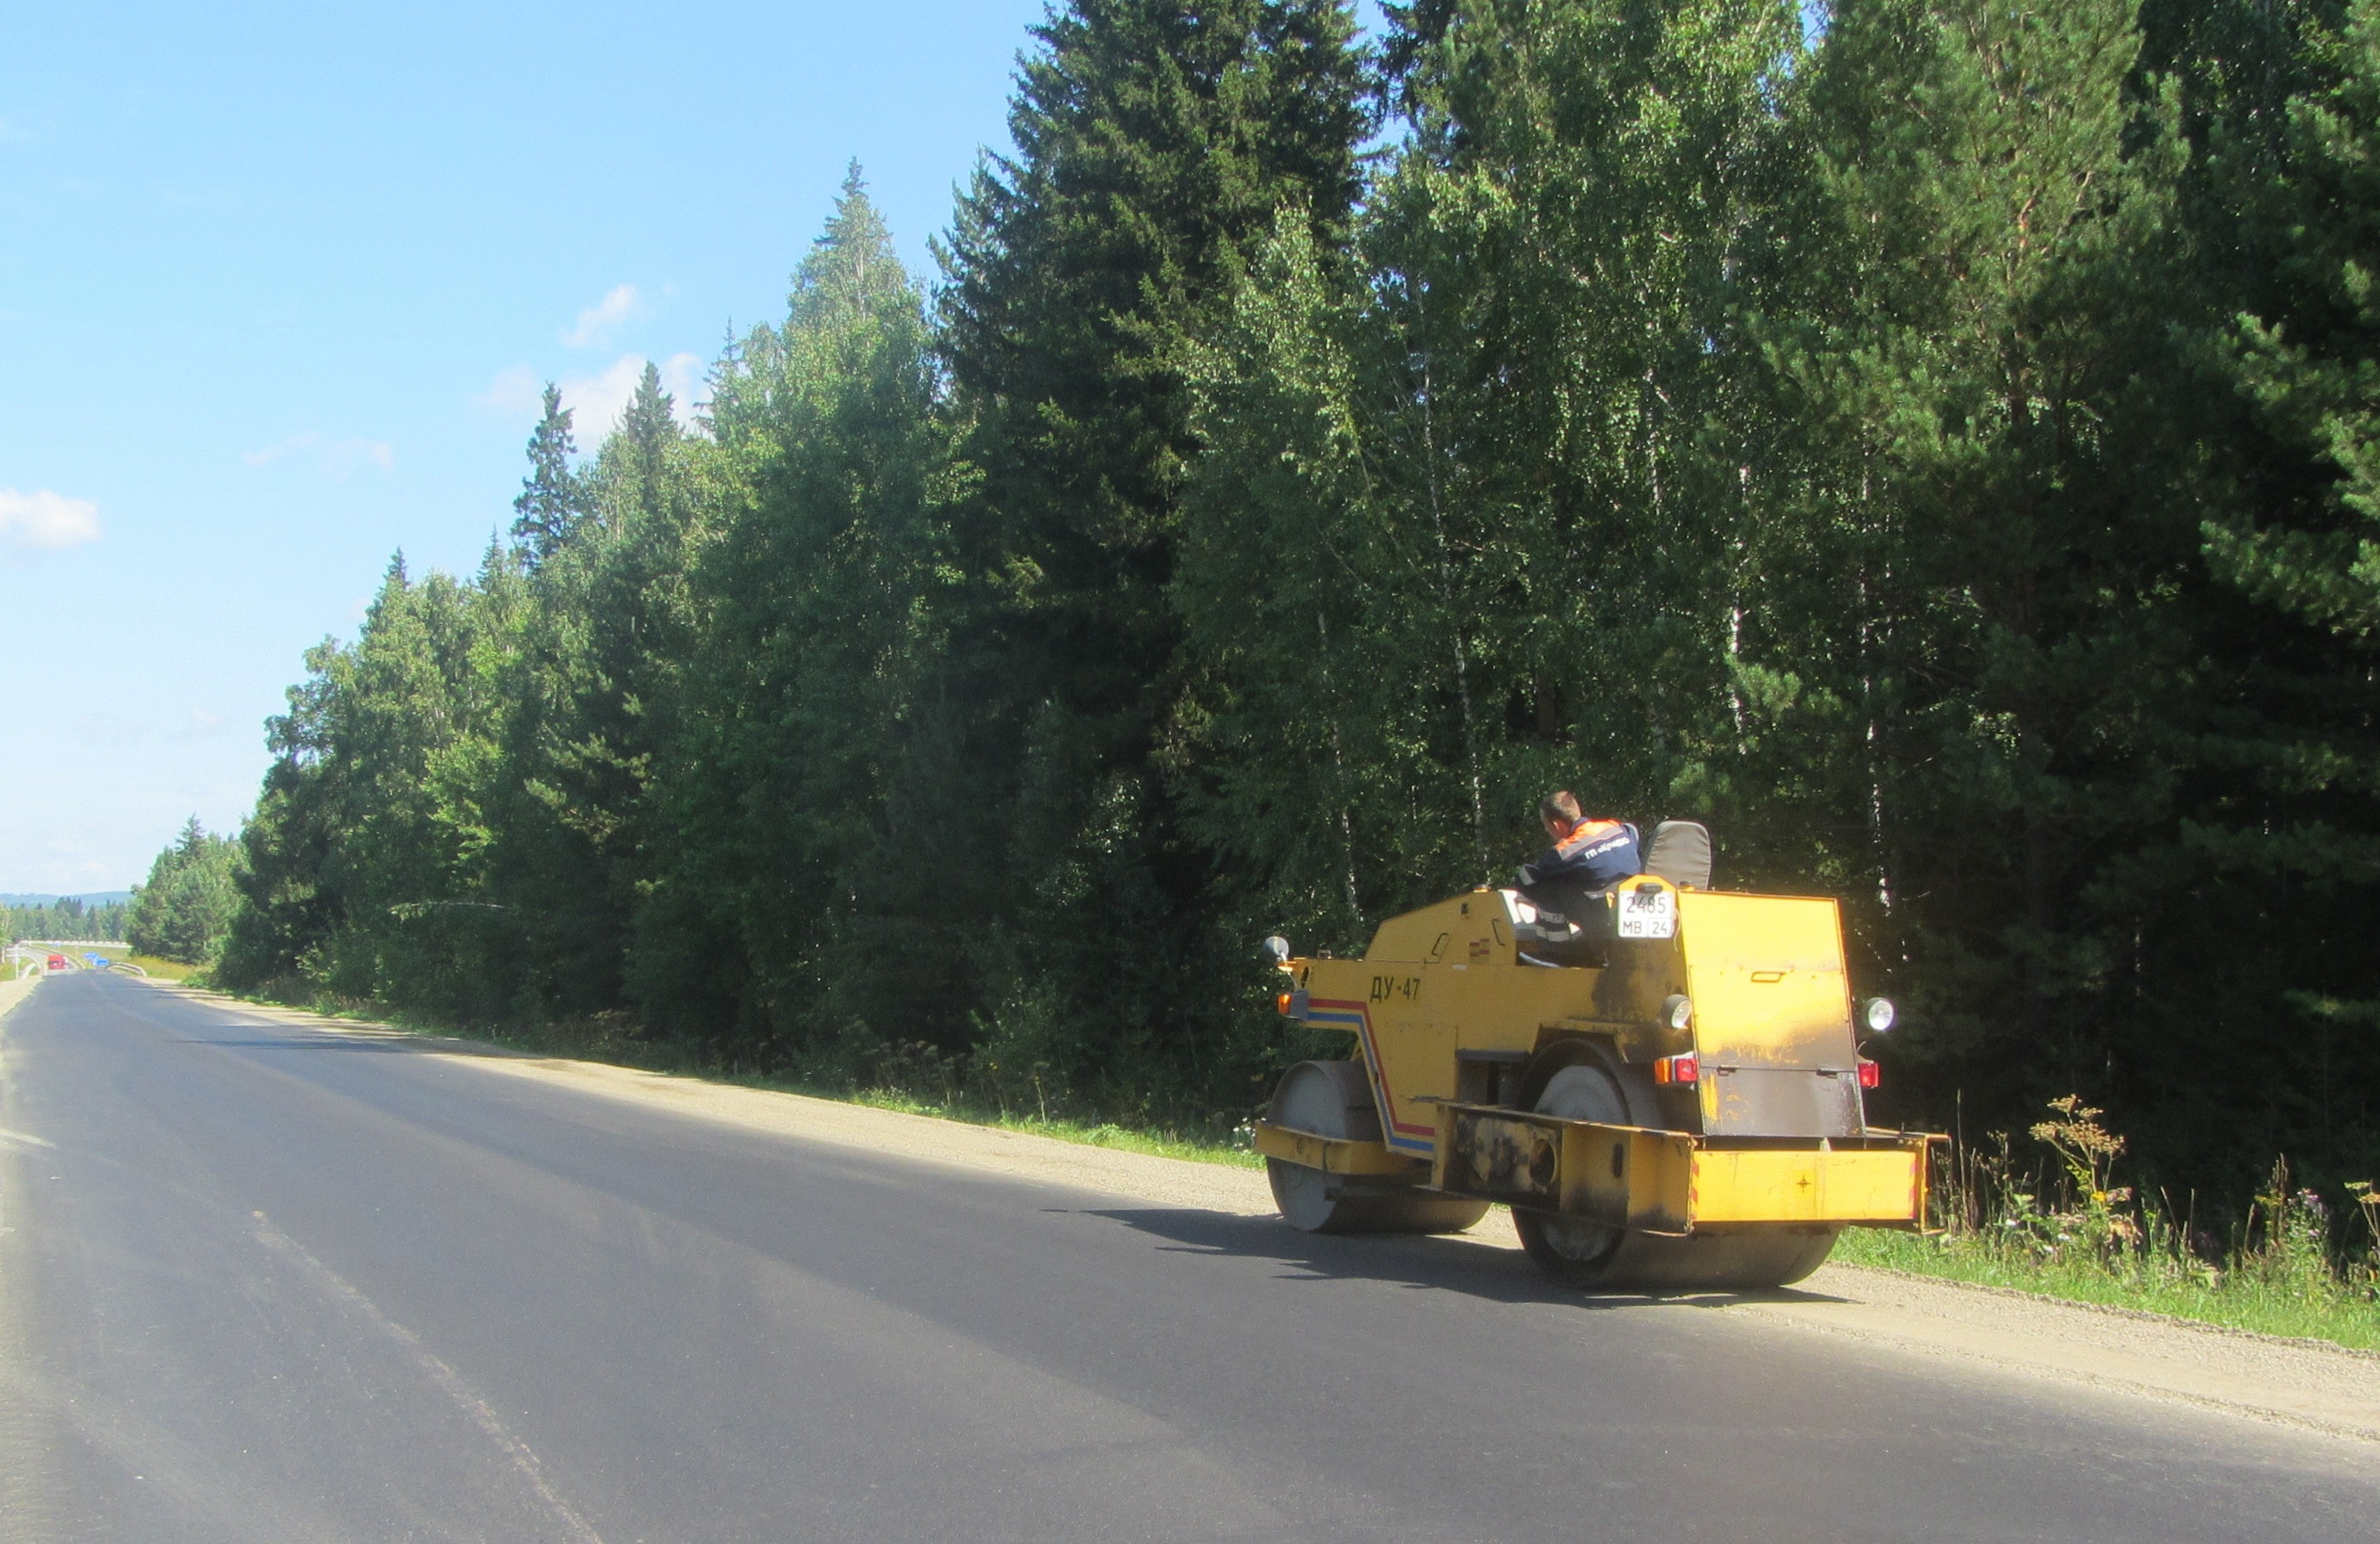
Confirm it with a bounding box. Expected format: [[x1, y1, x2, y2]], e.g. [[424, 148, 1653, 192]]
[[837, 1087, 1261, 1169], [1832, 1100, 2380, 1352], [1831, 1228, 2380, 1352], [119, 953, 204, 981], [218, 985, 1264, 1171]]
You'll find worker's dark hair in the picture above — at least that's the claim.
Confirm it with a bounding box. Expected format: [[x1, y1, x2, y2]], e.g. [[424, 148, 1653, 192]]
[[1539, 790, 1582, 825]]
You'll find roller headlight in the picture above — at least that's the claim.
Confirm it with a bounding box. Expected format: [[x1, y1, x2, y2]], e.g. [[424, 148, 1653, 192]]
[[1861, 997, 1897, 1034], [1660, 994, 1694, 1032]]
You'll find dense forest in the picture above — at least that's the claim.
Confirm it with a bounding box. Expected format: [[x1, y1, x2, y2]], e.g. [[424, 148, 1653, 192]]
[[126, 818, 245, 965], [2, 896, 131, 944], [216, 0, 2380, 1211]]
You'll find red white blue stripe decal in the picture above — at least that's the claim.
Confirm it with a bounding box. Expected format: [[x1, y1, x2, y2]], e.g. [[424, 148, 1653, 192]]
[[1306, 997, 1436, 1154]]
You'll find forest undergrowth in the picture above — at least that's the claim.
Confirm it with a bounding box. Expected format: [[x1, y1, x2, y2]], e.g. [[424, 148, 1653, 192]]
[[1836, 1099, 2380, 1351], [234, 980, 1267, 1169]]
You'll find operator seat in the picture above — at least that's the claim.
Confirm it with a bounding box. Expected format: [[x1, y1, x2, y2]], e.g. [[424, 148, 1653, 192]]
[[1643, 820, 1713, 889]]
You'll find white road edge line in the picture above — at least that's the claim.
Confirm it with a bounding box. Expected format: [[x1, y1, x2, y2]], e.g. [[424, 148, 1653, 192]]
[[245, 1211, 609, 1544]]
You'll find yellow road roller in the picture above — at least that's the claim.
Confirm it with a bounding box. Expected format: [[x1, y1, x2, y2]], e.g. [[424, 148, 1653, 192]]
[[1252, 822, 1937, 1290]]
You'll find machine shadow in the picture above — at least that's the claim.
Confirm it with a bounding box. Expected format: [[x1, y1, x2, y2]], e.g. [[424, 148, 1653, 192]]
[[1087, 1205, 1849, 1313]]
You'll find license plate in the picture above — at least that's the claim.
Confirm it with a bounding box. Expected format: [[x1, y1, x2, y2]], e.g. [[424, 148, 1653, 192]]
[[1616, 886, 1677, 939]]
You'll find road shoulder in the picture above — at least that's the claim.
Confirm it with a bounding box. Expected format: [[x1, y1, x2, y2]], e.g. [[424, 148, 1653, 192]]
[[144, 979, 2380, 1447]]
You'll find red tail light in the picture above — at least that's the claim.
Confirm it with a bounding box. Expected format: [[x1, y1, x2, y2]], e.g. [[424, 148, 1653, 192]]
[[1857, 1059, 1880, 1089], [1653, 1051, 1699, 1086]]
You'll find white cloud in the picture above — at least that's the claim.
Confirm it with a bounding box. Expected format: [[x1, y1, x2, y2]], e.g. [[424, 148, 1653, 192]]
[[478, 352, 705, 438], [563, 283, 640, 348], [0, 487, 102, 558], [657, 352, 704, 410], [325, 438, 395, 475], [240, 435, 307, 468], [71, 714, 147, 750], [242, 434, 393, 477], [476, 364, 544, 419], [60, 707, 232, 752], [173, 710, 233, 743], [553, 355, 647, 438], [555, 352, 705, 437]]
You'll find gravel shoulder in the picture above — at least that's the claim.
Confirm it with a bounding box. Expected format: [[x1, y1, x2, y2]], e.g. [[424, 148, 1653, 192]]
[[149, 980, 2380, 1447]]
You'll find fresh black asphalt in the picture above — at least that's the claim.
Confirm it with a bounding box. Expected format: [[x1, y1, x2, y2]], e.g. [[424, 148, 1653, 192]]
[[0, 973, 2369, 1542]]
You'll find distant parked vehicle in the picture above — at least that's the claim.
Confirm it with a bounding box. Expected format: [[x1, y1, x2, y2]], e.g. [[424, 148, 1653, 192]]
[[46, 953, 67, 972]]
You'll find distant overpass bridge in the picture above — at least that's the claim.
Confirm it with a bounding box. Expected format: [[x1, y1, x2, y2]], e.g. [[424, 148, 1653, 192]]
[[5, 943, 143, 977]]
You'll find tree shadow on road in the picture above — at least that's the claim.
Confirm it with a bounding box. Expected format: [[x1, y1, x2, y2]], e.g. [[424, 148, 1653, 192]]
[[1085, 1205, 1852, 1314]]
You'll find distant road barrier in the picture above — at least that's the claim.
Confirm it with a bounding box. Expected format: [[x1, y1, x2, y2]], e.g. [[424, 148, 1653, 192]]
[[2, 942, 133, 976]]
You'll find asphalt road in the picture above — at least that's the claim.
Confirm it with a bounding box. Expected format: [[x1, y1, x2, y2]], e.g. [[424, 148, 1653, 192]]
[[1, 974, 2371, 1544]]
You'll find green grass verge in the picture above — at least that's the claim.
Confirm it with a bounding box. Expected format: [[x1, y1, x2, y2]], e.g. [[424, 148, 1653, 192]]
[[119, 953, 205, 981], [210, 986, 1265, 1171], [836, 1087, 1262, 1169], [1832, 1228, 2380, 1352]]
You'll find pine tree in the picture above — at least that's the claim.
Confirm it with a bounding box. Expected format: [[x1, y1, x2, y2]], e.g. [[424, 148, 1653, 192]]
[[2207, 2, 2380, 637], [2131, 0, 2380, 1193]]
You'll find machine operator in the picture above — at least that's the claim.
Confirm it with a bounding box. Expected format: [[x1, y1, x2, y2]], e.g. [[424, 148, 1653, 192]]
[[1515, 791, 1641, 915]]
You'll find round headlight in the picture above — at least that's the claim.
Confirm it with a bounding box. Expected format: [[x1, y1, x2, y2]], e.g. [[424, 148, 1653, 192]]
[[1262, 935, 1292, 965], [1861, 997, 1897, 1034], [1661, 994, 1694, 1032]]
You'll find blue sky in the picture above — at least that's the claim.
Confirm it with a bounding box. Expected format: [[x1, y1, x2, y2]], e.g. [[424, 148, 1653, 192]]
[[0, 1, 1068, 891]]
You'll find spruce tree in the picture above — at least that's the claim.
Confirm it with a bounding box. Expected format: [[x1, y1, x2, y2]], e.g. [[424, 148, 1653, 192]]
[[127, 818, 247, 965], [619, 360, 679, 520], [656, 173, 962, 1054], [2145, 0, 2380, 1192], [934, 0, 1366, 1108], [510, 384, 585, 568], [1770, 0, 2212, 1128]]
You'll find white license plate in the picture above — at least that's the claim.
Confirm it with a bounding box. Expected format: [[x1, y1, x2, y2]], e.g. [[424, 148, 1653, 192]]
[[1616, 886, 1677, 939]]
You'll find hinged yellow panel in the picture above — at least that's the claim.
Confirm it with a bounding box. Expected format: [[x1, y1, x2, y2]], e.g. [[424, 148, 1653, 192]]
[[1432, 1101, 1932, 1230], [1678, 892, 1853, 1076], [1689, 1147, 1922, 1224]]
